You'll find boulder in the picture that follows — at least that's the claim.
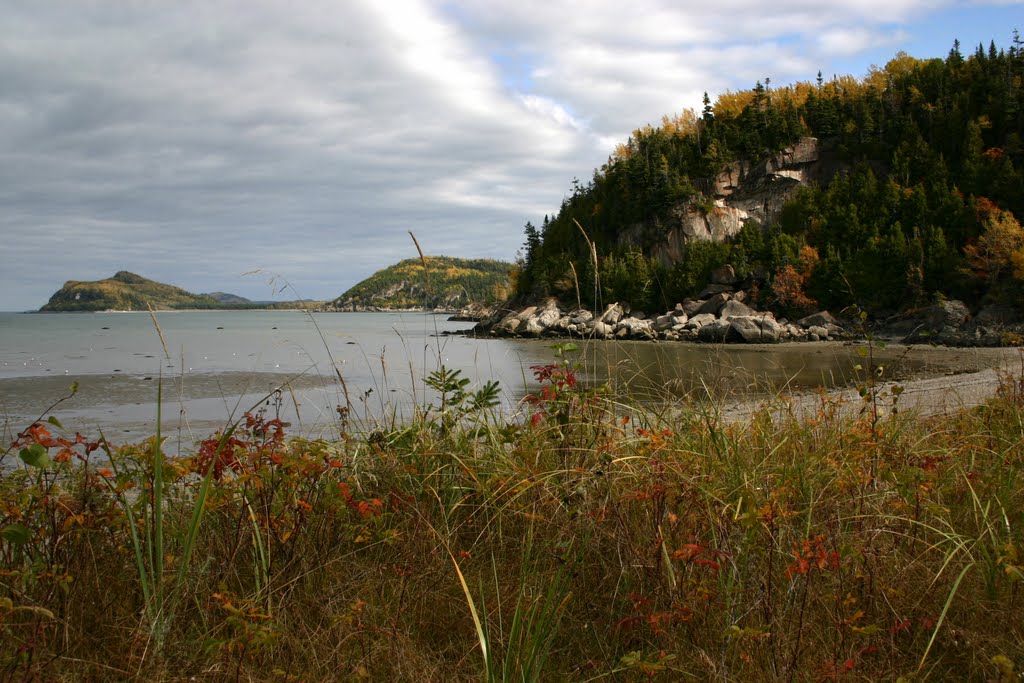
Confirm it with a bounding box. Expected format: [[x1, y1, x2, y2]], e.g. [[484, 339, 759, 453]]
[[617, 317, 655, 339], [570, 309, 594, 324], [592, 321, 612, 338], [522, 317, 545, 337], [550, 315, 572, 333], [686, 313, 717, 330], [698, 292, 731, 316], [719, 299, 756, 319], [682, 298, 703, 316], [599, 303, 625, 325], [654, 314, 677, 331], [535, 307, 561, 328], [494, 316, 522, 335], [798, 311, 838, 328], [727, 316, 783, 343], [697, 318, 731, 342], [924, 300, 970, 329]]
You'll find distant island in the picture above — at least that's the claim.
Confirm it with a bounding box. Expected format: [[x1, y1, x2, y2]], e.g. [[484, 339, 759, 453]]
[[325, 256, 513, 312], [39, 271, 319, 312]]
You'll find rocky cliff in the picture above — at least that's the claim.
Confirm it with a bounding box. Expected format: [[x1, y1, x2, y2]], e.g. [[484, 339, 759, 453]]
[[636, 137, 843, 268]]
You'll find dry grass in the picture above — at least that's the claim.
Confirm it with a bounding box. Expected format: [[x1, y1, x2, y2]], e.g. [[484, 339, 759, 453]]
[[1, 356, 1023, 681]]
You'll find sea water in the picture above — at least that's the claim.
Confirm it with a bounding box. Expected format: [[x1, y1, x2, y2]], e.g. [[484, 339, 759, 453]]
[[1, 310, 968, 444], [0, 311, 554, 440]]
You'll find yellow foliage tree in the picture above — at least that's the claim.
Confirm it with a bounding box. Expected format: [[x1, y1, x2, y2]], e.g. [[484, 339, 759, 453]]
[[964, 199, 1024, 284]]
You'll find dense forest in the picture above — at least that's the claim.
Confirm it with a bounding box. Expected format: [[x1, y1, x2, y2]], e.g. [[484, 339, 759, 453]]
[[332, 256, 513, 309], [515, 35, 1024, 319]]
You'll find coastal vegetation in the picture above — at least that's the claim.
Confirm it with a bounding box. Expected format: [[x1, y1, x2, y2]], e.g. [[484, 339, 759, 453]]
[[331, 256, 513, 310], [515, 36, 1024, 320], [1, 347, 1023, 680], [40, 271, 319, 312]]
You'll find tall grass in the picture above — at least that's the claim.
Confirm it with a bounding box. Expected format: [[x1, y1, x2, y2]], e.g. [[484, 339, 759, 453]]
[[2, 345, 1023, 680]]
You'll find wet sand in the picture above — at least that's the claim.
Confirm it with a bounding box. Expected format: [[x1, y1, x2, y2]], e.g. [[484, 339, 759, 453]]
[[718, 343, 1023, 421]]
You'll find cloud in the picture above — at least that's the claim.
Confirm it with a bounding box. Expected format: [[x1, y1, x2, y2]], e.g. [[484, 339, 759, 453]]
[[0, 0, 1013, 309]]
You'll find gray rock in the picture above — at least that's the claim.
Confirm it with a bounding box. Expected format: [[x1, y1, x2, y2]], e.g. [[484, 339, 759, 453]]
[[727, 316, 783, 343], [522, 317, 545, 337], [698, 292, 731, 315], [535, 311, 560, 329], [599, 303, 625, 325], [676, 328, 699, 341], [494, 316, 522, 335], [550, 315, 572, 332], [682, 298, 703, 316], [719, 299, 756, 319], [617, 317, 655, 339], [570, 309, 594, 324], [798, 311, 837, 328], [654, 314, 677, 331], [697, 318, 731, 342], [925, 300, 970, 329], [686, 313, 717, 329], [824, 323, 846, 338], [808, 325, 828, 339], [592, 321, 612, 338]]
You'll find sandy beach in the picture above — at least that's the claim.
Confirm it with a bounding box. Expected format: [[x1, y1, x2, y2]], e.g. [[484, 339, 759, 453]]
[[720, 343, 1023, 422]]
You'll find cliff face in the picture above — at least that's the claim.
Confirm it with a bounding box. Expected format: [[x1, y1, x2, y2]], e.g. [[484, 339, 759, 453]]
[[632, 137, 844, 268]]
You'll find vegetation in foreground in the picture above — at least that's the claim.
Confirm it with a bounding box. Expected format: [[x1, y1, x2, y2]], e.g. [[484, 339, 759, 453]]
[[1, 351, 1023, 681]]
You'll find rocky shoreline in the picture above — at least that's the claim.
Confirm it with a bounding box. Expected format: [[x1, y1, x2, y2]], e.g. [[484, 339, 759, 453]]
[[460, 262, 1024, 348]]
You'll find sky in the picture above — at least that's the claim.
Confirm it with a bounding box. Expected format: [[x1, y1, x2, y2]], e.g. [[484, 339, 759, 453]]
[[1, 1, 1021, 311]]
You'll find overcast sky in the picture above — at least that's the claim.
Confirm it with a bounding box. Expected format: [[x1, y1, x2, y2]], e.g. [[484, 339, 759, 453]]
[[1, 1, 1020, 311]]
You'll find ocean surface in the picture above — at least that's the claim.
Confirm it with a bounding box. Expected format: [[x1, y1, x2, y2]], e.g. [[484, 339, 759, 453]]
[[0, 310, 977, 445]]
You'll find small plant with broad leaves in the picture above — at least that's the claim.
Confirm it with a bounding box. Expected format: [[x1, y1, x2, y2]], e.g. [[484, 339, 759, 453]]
[[423, 365, 500, 433]]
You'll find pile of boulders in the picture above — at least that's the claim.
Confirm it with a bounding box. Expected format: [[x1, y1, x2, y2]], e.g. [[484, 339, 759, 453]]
[[886, 300, 1023, 346], [480, 298, 844, 344], [478, 265, 847, 345]]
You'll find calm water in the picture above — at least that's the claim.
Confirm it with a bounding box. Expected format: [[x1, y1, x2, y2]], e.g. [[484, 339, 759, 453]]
[[0, 311, 553, 440], [0, 310, 988, 443]]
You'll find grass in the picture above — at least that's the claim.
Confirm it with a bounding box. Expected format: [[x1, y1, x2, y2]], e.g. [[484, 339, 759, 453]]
[[1, 343, 1023, 682]]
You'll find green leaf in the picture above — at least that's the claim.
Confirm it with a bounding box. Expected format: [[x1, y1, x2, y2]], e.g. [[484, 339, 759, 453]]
[[1, 524, 31, 545], [47, 416, 64, 429], [19, 444, 50, 468]]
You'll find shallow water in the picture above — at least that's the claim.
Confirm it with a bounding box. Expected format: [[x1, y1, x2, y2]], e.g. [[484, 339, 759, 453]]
[[1, 310, 1005, 443]]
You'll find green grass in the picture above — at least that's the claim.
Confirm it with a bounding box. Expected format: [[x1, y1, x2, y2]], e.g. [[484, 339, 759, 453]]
[[1, 359, 1023, 681]]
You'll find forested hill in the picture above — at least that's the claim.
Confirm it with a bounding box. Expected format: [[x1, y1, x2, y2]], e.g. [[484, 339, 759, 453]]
[[41, 272, 221, 311], [40, 272, 317, 311], [516, 36, 1024, 318], [331, 257, 513, 310]]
